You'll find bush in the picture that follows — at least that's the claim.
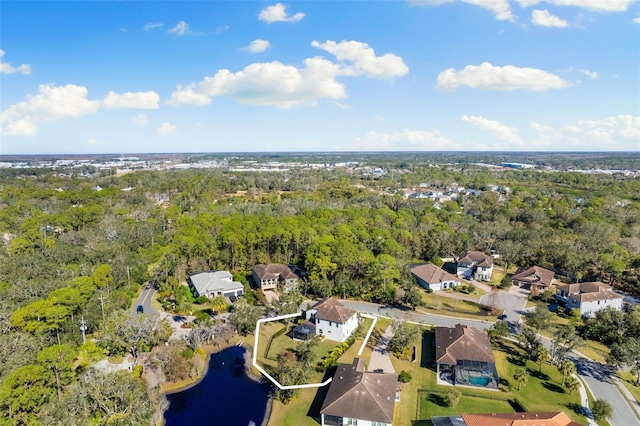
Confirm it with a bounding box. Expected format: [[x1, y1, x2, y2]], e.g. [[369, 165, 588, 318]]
[[398, 371, 412, 383], [194, 310, 211, 324], [499, 275, 512, 289], [466, 283, 476, 293], [194, 296, 209, 305], [444, 389, 461, 407], [132, 364, 143, 378]]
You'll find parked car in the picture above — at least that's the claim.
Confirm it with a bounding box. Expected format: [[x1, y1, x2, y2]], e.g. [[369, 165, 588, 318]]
[[137, 305, 144, 313]]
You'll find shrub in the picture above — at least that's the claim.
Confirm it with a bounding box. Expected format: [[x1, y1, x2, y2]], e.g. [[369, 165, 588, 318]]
[[499, 275, 512, 289], [398, 371, 412, 383], [444, 389, 461, 407], [132, 364, 143, 378]]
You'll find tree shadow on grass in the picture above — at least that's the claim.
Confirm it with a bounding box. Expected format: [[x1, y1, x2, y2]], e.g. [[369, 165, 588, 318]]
[[495, 341, 520, 357], [542, 382, 566, 393], [428, 393, 447, 407], [412, 421, 432, 426], [306, 366, 337, 423], [565, 402, 585, 417], [529, 369, 550, 381], [421, 330, 435, 370], [507, 356, 526, 367]]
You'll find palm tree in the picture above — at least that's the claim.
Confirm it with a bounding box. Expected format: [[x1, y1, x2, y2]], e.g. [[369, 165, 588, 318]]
[[536, 346, 551, 372], [514, 368, 529, 391], [558, 359, 576, 386], [565, 376, 580, 395]]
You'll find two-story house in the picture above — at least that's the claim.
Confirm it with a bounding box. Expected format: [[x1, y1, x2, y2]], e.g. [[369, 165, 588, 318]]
[[252, 264, 300, 291], [555, 281, 624, 317], [299, 297, 359, 343], [456, 251, 493, 281]]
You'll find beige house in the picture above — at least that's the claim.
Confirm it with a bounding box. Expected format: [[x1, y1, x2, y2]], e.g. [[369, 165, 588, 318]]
[[411, 263, 461, 291], [456, 251, 493, 281], [512, 266, 555, 292], [252, 264, 299, 291]]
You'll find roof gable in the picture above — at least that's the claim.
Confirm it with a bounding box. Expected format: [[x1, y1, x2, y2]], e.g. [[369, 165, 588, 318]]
[[411, 263, 460, 285], [321, 359, 398, 423], [512, 266, 555, 287], [435, 325, 495, 365], [312, 297, 357, 324]]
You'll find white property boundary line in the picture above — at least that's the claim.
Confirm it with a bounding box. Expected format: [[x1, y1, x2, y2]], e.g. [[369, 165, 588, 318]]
[[253, 312, 333, 390], [358, 313, 377, 356]]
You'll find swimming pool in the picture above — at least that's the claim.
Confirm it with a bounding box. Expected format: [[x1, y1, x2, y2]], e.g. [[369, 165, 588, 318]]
[[468, 376, 492, 387]]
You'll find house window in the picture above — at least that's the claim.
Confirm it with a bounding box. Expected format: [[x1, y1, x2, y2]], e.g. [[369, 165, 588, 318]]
[[372, 423, 385, 426], [346, 419, 358, 425], [319, 329, 323, 334], [329, 321, 332, 326]]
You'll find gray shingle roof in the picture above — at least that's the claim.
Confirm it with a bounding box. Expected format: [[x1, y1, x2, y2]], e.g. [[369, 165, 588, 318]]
[[189, 271, 243, 297]]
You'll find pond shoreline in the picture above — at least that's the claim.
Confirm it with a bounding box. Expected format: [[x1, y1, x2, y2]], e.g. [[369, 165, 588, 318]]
[[159, 340, 274, 426]]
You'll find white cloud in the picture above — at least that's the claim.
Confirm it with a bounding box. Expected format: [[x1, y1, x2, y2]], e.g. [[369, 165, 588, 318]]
[[157, 122, 177, 134], [2, 84, 158, 136], [312, 40, 409, 79], [354, 129, 455, 150], [144, 22, 164, 31], [245, 39, 271, 53], [131, 113, 149, 125], [633, 17, 640, 24], [410, 0, 515, 22], [517, 0, 632, 12], [86, 138, 100, 145], [562, 115, 640, 143], [461, 115, 523, 144], [578, 69, 598, 79], [436, 62, 571, 91], [168, 21, 191, 36], [258, 3, 305, 23], [2, 118, 38, 136], [216, 25, 230, 33], [166, 84, 212, 106], [0, 49, 31, 75], [198, 58, 346, 108], [532, 9, 569, 27], [102, 91, 160, 109], [168, 39, 407, 109]]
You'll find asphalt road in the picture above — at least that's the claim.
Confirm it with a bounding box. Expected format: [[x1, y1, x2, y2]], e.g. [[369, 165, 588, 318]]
[[132, 284, 157, 317]]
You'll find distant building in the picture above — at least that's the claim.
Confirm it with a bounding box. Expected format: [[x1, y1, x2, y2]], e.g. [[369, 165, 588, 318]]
[[555, 281, 623, 317], [252, 264, 300, 291], [320, 358, 398, 426], [411, 263, 461, 291], [511, 266, 555, 292], [188, 271, 244, 299], [457, 251, 493, 281]]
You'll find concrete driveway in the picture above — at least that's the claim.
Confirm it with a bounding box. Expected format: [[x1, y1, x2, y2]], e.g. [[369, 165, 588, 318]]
[[368, 325, 396, 374], [480, 290, 527, 325]]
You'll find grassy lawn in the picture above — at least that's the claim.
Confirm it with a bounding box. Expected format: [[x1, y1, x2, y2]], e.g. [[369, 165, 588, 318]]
[[265, 317, 375, 426], [617, 370, 640, 403], [420, 290, 498, 321], [492, 340, 586, 423], [420, 392, 514, 418]]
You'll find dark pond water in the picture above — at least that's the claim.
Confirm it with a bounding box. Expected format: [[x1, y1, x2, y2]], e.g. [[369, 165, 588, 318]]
[[164, 346, 271, 426]]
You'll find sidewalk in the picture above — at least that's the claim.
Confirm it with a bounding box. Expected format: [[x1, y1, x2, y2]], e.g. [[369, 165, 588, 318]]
[[574, 372, 596, 424]]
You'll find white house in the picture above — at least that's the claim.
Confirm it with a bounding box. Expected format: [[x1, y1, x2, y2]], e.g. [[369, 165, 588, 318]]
[[457, 251, 493, 281], [304, 298, 358, 343], [188, 271, 244, 299], [411, 263, 461, 291], [555, 281, 624, 318], [321, 358, 398, 426]]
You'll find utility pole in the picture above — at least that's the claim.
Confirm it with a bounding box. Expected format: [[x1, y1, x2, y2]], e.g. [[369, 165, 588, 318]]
[[126, 266, 131, 287], [79, 317, 87, 344], [98, 292, 106, 321]]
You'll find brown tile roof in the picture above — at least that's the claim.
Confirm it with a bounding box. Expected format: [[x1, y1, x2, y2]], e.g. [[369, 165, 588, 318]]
[[460, 411, 583, 426], [435, 324, 495, 365], [459, 251, 493, 268], [312, 297, 357, 324], [512, 266, 555, 288], [321, 358, 398, 424], [556, 281, 624, 303], [253, 264, 298, 281], [411, 263, 460, 285]]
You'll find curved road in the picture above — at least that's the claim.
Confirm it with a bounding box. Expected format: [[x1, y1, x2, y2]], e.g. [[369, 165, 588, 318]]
[[337, 299, 639, 426]]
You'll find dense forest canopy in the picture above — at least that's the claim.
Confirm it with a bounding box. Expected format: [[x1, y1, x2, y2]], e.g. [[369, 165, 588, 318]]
[[0, 153, 639, 424]]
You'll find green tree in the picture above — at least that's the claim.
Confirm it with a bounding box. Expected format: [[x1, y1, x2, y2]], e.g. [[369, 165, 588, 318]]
[[557, 359, 576, 386], [591, 399, 613, 421], [0, 364, 54, 424], [514, 368, 529, 391], [388, 319, 419, 355], [37, 344, 76, 401], [444, 389, 461, 407], [607, 337, 640, 384], [229, 298, 264, 336], [535, 346, 551, 373], [565, 376, 580, 395], [525, 302, 554, 332]]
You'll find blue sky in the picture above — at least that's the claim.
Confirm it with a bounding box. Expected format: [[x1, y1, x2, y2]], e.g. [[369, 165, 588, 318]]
[[1, 0, 639, 154]]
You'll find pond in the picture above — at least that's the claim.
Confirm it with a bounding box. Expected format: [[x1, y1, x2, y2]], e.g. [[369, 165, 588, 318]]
[[164, 345, 271, 426]]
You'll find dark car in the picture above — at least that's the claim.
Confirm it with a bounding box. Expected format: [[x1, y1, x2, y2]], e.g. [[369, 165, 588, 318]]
[[137, 305, 144, 313], [498, 314, 508, 320]]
